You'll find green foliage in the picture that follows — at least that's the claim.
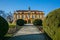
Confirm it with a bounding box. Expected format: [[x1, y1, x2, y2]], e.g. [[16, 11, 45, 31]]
[[0, 16, 9, 37], [43, 8, 60, 40], [9, 23, 16, 28], [16, 19, 24, 26], [33, 19, 42, 26]]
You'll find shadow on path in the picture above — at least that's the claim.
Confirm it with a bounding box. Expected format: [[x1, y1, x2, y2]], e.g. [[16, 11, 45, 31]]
[[9, 33, 52, 40]]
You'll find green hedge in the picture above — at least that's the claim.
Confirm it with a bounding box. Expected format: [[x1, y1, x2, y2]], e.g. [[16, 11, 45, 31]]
[[16, 19, 24, 26], [43, 8, 60, 40], [0, 16, 9, 37], [33, 19, 42, 26]]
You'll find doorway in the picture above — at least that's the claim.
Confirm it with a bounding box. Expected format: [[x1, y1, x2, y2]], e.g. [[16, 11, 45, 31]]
[[28, 19, 31, 23]]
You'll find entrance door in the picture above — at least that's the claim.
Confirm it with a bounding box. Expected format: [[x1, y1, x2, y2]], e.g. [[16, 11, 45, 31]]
[[28, 19, 31, 23]]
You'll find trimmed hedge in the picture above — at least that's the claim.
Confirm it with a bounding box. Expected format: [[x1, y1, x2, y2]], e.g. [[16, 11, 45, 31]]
[[43, 8, 60, 40], [33, 19, 42, 26], [16, 19, 24, 26], [0, 16, 9, 37]]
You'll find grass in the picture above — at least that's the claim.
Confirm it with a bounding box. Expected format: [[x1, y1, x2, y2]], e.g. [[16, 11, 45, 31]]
[[3, 23, 23, 40], [4, 23, 16, 37], [5, 34, 13, 37], [2, 23, 16, 40], [3, 34, 13, 40]]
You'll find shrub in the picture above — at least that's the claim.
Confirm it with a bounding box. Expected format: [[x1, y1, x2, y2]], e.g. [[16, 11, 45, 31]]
[[33, 19, 42, 26], [16, 19, 24, 26], [0, 16, 9, 37], [43, 8, 60, 40]]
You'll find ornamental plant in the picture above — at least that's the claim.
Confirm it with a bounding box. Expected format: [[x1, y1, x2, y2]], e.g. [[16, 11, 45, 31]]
[[43, 8, 60, 40]]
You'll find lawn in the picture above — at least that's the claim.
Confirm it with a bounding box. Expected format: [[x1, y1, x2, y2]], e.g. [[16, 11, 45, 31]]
[[9, 23, 16, 28], [3, 23, 23, 40]]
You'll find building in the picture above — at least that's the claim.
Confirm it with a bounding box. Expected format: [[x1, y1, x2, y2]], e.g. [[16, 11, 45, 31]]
[[13, 7, 44, 24]]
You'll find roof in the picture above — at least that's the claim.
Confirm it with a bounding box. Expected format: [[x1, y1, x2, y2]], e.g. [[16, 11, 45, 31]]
[[15, 10, 43, 12]]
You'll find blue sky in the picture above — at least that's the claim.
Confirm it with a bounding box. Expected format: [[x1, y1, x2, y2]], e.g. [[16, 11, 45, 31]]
[[0, 0, 60, 16]]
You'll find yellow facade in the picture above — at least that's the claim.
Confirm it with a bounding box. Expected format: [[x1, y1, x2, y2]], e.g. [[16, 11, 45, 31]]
[[13, 9, 44, 24]]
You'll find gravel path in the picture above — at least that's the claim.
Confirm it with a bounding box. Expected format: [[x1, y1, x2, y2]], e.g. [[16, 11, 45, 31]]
[[9, 25, 50, 40], [14, 25, 42, 36]]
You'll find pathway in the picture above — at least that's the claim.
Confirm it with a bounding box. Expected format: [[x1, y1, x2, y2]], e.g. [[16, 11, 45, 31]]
[[9, 25, 51, 40], [14, 25, 42, 36]]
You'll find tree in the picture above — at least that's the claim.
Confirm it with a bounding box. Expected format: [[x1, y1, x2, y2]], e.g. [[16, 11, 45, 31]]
[[6, 12, 13, 23], [0, 10, 6, 19]]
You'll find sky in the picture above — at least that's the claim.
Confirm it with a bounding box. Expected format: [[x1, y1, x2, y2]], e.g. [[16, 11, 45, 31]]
[[0, 0, 60, 16]]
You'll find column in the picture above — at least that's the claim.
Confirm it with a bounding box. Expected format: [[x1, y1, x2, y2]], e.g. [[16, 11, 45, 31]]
[[30, 14, 32, 18], [24, 14, 26, 19], [21, 13, 22, 19], [32, 13, 33, 18], [31, 19, 32, 24], [39, 13, 40, 18], [17, 14, 19, 19], [37, 14, 40, 18], [17, 14, 20, 19], [40, 15, 42, 19]]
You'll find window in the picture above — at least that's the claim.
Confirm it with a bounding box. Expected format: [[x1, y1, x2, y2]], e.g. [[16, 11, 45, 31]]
[[17, 15, 20, 19], [32, 15, 35, 18]]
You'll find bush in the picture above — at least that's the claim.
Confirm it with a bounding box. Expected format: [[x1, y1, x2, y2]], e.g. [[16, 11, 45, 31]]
[[16, 19, 24, 26], [0, 16, 9, 37], [33, 19, 42, 26], [43, 8, 60, 40], [24, 20, 27, 24]]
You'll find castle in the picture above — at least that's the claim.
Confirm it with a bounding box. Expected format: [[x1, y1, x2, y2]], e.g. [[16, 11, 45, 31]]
[[13, 7, 44, 24]]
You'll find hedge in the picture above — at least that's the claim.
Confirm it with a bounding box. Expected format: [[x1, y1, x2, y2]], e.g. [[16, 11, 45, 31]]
[[43, 8, 60, 40]]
